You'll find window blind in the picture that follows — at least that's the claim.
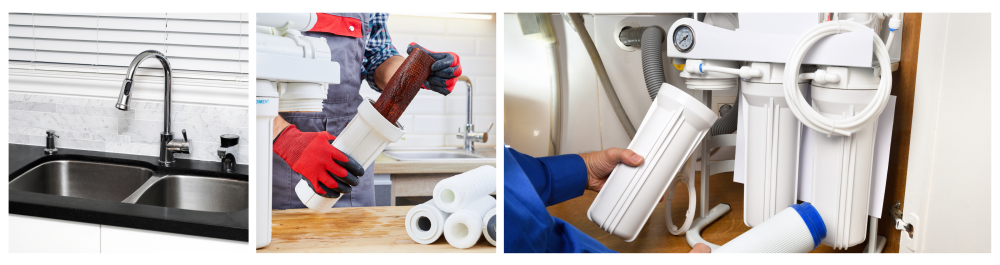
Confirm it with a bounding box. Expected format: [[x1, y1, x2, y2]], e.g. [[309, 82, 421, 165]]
[[9, 13, 248, 81]]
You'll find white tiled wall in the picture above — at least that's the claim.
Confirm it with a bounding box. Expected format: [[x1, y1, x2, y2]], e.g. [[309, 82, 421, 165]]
[[9, 92, 249, 165], [359, 14, 497, 148]]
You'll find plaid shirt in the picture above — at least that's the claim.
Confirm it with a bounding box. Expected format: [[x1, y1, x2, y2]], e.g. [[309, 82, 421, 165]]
[[361, 13, 399, 92]]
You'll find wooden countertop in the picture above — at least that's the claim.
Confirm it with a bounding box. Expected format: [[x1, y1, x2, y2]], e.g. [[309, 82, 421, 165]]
[[258, 206, 496, 253], [547, 172, 870, 253], [372, 147, 496, 174]]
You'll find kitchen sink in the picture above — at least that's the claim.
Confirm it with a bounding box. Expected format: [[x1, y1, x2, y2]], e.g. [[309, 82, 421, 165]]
[[9, 160, 154, 202], [382, 150, 492, 161], [10, 159, 248, 213], [127, 175, 248, 212]]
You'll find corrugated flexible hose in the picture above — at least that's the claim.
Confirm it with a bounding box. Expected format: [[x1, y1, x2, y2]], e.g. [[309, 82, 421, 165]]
[[619, 26, 666, 100], [710, 82, 739, 136], [622, 26, 738, 135]]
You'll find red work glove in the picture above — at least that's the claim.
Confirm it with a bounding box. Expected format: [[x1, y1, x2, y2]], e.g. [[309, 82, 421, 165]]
[[406, 42, 462, 95], [273, 125, 364, 198]]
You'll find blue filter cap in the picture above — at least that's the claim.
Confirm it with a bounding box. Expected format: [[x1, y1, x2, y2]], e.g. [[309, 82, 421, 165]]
[[791, 202, 827, 249]]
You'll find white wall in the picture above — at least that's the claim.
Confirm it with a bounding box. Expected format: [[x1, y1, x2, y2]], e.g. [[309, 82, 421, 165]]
[[898, 13, 991, 253], [360, 14, 497, 148]]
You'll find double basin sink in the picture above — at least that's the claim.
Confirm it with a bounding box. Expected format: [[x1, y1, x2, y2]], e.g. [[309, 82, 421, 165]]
[[9, 160, 247, 213]]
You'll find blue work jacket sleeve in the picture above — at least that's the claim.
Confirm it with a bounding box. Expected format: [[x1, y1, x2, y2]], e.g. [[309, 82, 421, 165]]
[[504, 147, 616, 253], [506, 147, 588, 207]]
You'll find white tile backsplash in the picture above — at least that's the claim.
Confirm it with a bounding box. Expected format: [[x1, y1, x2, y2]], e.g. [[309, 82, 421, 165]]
[[9, 92, 249, 164], [374, 14, 496, 148]]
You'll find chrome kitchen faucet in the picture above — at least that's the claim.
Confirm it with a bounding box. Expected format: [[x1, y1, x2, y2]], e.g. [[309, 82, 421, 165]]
[[115, 50, 190, 166]]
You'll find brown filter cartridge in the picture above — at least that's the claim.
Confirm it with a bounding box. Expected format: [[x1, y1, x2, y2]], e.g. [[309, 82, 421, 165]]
[[373, 48, 436, 124]]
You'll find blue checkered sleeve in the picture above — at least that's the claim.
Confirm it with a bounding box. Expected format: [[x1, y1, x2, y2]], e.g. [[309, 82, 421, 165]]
[[362, 13, 400, 92]]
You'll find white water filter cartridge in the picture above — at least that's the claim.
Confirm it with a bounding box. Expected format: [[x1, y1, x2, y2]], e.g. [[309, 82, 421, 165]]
[[405, 200, 451, 244], [483, 207, 496, 246], [434, 165, 497, 213], [444, 196, 496, 249], [295, 99, 405, 212], [588, 83, 717, 242], [715, 203, 826, 253]]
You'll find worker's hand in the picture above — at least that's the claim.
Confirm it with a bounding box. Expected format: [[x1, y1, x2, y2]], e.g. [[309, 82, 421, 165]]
[[406, 42, 462, 95], [689, 243, 712, 253], [579, 147, 644, 192], [273, 125, 365, 197]]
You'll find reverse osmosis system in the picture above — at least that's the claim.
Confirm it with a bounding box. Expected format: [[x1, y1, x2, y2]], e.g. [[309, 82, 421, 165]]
[[584, 12, 901, 252]]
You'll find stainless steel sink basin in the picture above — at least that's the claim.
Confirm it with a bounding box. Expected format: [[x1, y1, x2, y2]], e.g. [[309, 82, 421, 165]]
[[9, 160, 154, 202], [127, 175, 248, 212], [382, 150, 491, 161]]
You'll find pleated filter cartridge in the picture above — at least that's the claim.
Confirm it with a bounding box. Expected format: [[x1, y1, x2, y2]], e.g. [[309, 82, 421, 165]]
[[444, 196, 496, 249], [433, 166, 497, 212], [483, 207, 496, 246], [405, 201, 451, 244], [405, 165, 497, 248]]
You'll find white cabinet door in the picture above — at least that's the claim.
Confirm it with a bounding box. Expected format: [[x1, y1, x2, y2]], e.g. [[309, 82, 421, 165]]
[[9, 214, 101, 253], [100, 225, 247, 253]]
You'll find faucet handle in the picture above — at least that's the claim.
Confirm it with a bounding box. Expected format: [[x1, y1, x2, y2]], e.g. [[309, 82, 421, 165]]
[[46, 130, 60, 138], [181, 129, 188, 142], [483, 123, 494, 133]]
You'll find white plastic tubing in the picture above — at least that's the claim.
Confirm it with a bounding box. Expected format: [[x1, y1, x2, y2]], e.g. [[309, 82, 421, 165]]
[[782, 20, 893, 137], [588, 83, 717, 242], [715, 203, 826, 253]]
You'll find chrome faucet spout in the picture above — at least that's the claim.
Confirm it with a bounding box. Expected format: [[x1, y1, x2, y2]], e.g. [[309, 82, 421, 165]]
[[116, 50, 187, 165]]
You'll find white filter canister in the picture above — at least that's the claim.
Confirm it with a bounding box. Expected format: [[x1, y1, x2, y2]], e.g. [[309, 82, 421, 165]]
[[587, 83, 717, 242], [741, 81, 805, 227], [256, 80, 279, 249], [715, 203, 826, 253], [295, 99, 405, 212], [405, 200, 451, 244], [808, 85, 878, 249]]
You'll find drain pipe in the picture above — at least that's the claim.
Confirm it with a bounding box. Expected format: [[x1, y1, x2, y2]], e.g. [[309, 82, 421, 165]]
[[517, 13, 564, 155], [562, 13, 637, 139]]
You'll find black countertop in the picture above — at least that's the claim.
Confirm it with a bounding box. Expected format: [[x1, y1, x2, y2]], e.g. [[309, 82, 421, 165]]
[[8, 144, 249, 242]]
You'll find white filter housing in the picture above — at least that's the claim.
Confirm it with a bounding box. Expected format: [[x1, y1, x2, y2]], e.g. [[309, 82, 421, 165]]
[[807, 66, 882, 249], [741, 62, 806, 227], [295, 99, 405, 212], [588, 83, 717, 242], [277, 82, 326, 112], [255, 80, 280, 249], [715, 203, 826, 253]]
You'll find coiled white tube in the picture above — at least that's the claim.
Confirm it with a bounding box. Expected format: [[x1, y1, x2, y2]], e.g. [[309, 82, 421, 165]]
[[782, 20, 893, 137], [405, 201, 451, 244], [444, 196, 496, 249], [483, 207, 496, 246], [433, 165, 497, 213]]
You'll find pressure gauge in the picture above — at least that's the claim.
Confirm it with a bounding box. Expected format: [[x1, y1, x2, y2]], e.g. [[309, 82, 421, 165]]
[[673, 25, 695, 53]]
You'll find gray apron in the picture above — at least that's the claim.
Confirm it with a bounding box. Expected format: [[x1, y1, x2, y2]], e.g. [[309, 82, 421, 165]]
[[273, 13, 375, 209]]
